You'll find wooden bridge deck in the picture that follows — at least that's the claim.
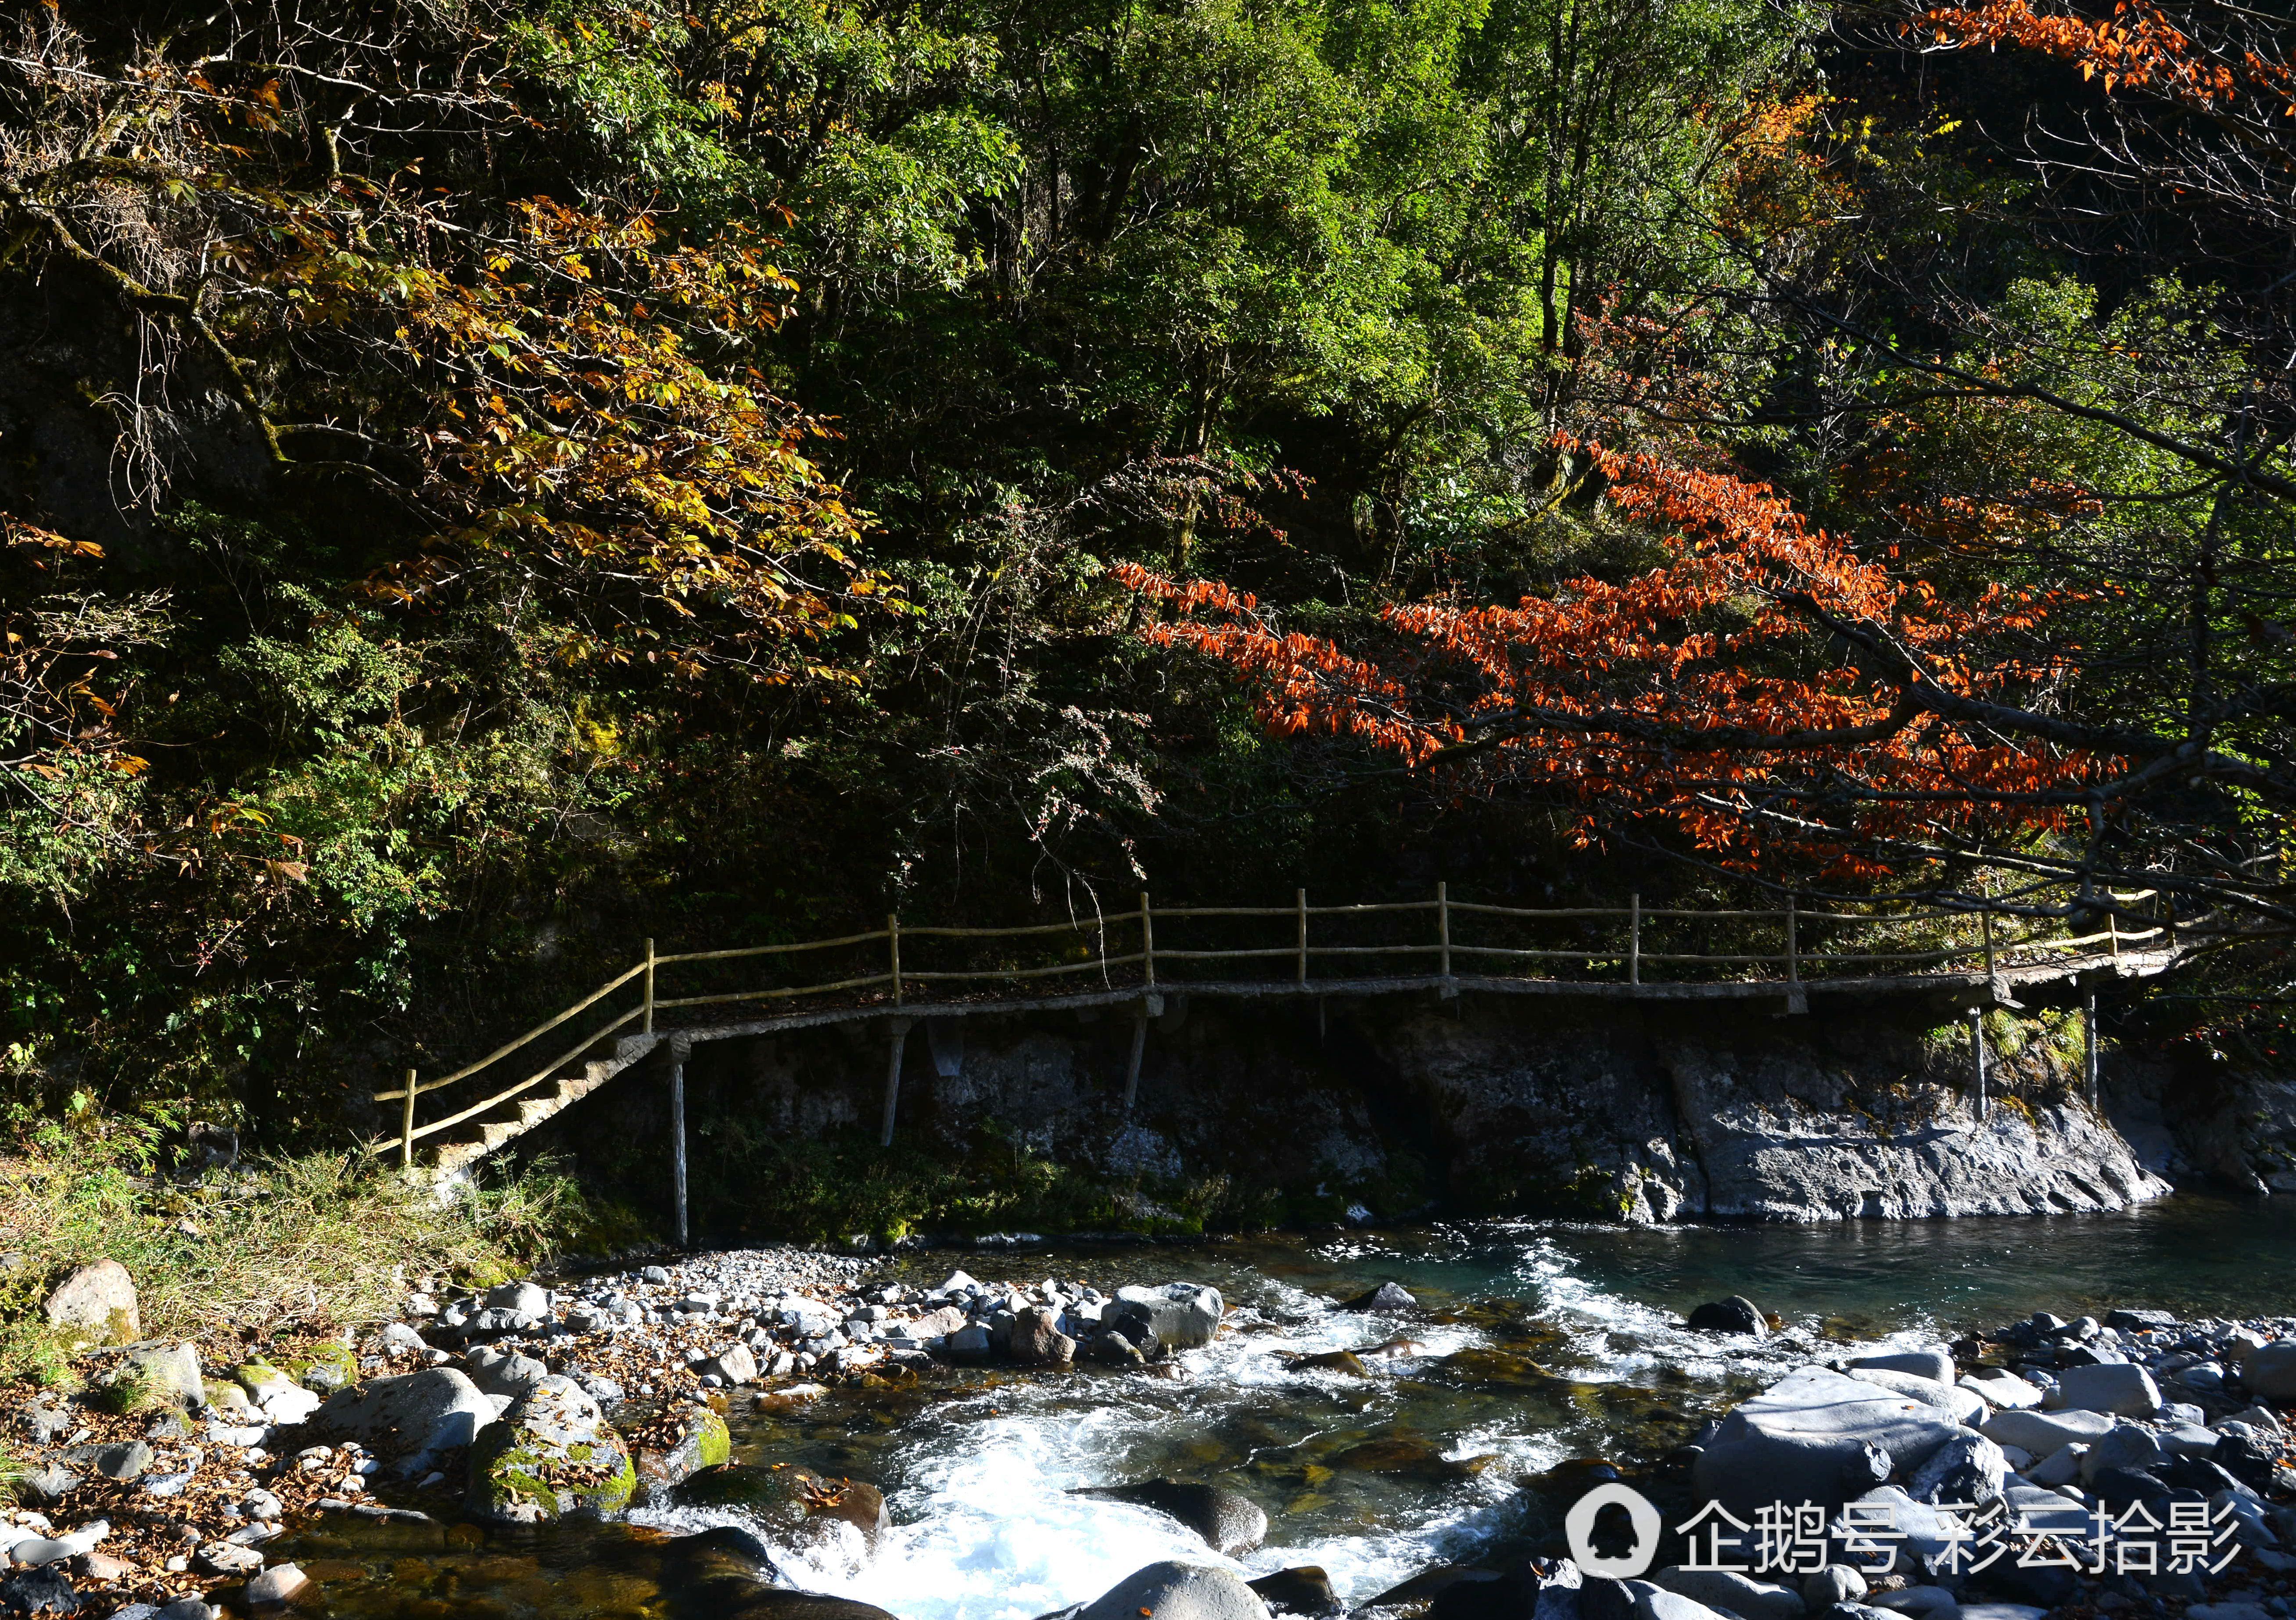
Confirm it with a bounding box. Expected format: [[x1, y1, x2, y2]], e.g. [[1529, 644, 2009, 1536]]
[[373, 885, 2217, 1186]]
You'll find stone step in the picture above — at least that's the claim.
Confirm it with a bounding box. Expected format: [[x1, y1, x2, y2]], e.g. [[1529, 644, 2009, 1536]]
[[420, 1032, 661, 1181]]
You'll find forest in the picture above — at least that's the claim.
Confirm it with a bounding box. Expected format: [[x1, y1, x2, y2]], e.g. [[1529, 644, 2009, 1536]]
[[1, 0, 2291, 1143]]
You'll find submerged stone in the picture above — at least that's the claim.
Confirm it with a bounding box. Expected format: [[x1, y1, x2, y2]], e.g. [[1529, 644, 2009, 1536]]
[[1069, 1480, 1268, 1554]]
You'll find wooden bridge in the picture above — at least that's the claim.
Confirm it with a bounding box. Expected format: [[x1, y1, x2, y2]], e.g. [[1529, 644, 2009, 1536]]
[[374, 884, 2215, 1203]]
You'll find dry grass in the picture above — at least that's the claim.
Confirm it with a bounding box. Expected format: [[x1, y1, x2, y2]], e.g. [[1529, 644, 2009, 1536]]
[[0, 1127, 587, 1382]]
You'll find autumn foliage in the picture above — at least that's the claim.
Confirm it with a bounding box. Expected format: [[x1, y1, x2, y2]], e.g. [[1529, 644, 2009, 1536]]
[[1117, 442, 2097, 877]]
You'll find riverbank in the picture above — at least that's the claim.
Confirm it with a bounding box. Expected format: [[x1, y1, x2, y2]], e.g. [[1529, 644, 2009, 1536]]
[[5, 1211, 2296, 1620]]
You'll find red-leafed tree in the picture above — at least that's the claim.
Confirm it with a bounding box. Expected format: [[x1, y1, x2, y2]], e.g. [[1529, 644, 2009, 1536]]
[[1117, 439, 2110, 890]]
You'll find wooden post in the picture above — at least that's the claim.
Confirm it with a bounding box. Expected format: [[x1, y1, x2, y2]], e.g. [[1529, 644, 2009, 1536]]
[[669, 1040, 688, 1248], [1982, 908, 1995, 984], [1296, 888, 1308, 986], [888, 912, 903, 1005], [2109, 906, 2120, 959], [2085, 988, 2100, 1108], [880, 1018, 911, 1147], [2163, 893, 2176, 949], [1970, 1009, 1987, 1113], [1140, 891, 1155, 989], [642, 938, 656, 1035], [1785, 893, 1798, 986], [1629, 894, 1641, 986], [1123, 1006, 1148, 1114], [1438, 881, 1452, 981], [400, 1069, 416, 1171]]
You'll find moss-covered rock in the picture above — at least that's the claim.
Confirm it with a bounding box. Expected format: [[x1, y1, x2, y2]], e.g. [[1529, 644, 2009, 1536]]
[[467, 1375, 635, 1523], [283, 1341, 357, 1393], [631, 1401, 732, 1504]]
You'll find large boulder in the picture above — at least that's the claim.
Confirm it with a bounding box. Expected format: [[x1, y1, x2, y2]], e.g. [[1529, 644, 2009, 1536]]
[[2044, 1363, 2160, 1418], [1070, 1480, 1268, 1554], [1849, 1350, 1956, 1386], [1008, 1307, 1076, 1368], [2241, 1340, 2296, 1402], [1693, 1367, 1962, 1519], [309, 1368, 497, 1476], [467, 1375, 635, 1523], [1077, 1562, 1271, 1620], [1106, 1285, 1224, 1351], [463, 1347, 549, 1398], [43, 1262, 139, 1348], [97, 1342, 203, 1410], [1848, 1369, 1986, 1427]]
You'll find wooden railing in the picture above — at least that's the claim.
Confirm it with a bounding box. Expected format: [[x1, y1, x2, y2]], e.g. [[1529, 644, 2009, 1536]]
[[374, 884, 2185, 1167]]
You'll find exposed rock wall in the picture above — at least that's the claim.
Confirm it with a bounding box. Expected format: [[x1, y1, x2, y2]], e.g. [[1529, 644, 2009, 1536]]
[[530, 987, 2183, 1228]]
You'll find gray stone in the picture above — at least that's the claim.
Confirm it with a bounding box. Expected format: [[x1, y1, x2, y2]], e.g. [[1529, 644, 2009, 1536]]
[[1646, 1567, 1801, 1620], [2242, 1340, 2296, 1401], [1960, 1370, 2041, 1409], [1979, 1407, 2115, 1454], [2080, 1423, 2163, 1484], [640, 1265, 672, 1285], [1693, 1367, 1963, 1518], [1850, 1369, 1985, 1426], [244, 1564, 308, 1606], [1639, 1592, 1726, 1620], [1803, 1569, 1867, 1615], [1848, 1350, 1955, 1385], [709, 1343, 759, 1385], [485, 1282, 549, 1319], [1107, 1284, 1224, 1351], [944, 1324, 993, 1362], [2045, 1361, 2160, 1416], [156, 1601, 218, 1620], [192, 1543, 262, 1576], [1076, 1562, 1271, 1620], [2227, 1404, 2284, 1435], [1954, 1607, 2044, 1620], [1069, 1482, 1267, 1555], [308, 1368, 498, 1475], [61, 1441, 150, 1482], [107, 1342, 202, 1409], [1907, 1432, 2007, 1505], [42, 1261, 138, 1347], [462, 1346, 549, 1398], [378, 1323, 426, 1355], [1870, 1587, 1958, 1620], [2026, 1444, 2087, 1486], [14, 1469, 76, 1507]]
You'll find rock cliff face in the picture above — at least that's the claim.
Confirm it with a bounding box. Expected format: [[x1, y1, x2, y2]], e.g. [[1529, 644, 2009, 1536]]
[[535, 988, 2179, 1228]]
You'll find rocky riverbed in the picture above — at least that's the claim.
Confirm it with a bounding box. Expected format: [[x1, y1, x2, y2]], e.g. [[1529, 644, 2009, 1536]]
[[9, 1239, 2296, 1620]]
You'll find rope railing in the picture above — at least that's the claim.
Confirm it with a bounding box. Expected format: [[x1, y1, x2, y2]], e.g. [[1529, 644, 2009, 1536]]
[[373, 883, 2196, 1167]]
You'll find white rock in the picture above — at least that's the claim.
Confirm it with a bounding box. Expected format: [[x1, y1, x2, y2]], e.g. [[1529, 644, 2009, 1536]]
[[1647, 1567, 1800, 1620], [306, 1368, 497, 1476], [1076, 1561, 1271, 1620], [2045, 1361, 2160, 1417], [1694, 1367, 1961, 1518], [2028, 1444, 2088, 1486], [1849, 1349, 1956, 1385], [1981, 1407, 2116, 1454], [1961, 1369, 2043, 1409]]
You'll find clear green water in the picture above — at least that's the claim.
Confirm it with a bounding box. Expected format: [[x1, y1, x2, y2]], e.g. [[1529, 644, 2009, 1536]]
[[280, 1198, 2296, 1620]]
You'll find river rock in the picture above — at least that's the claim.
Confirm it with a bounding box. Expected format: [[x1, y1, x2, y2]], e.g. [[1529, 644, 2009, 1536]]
[[1077, 1560, 1272, 1620], [100, 1342, 202, 1410], [1848, 1350, 1955, 1385], [1849, 1369, 1984, 1426], [463, 1347, 549, 1397], [467, 1375, 634, 1523], [1871, 1588, 1957, 1620], [710, 1343, 759, 1385], [2242, 1340, 2296, 1401], [1249, 1568, 1342, 1616], [1107, 1285, 1224, 1350], [1647, 1566, 1801, 1620], [944, 1324, 993, 1362], [1805, 1568, 1869, 1612], [1071, 1480, 1267, 1554], [1907, 1432, 2006, 1505], [244, 1564, 308, 1606], [2044, 1362, 2159, 1416], [2079, 1422, 2162, 1484], [1640, 1592, 1726, 1620], [1693, 1367, 1961, 1517], [0, 1567, 77, 1616], [1979, 1407, 2114, 1455], [43, 1261, 138, 1347], [1337, 1283, 1417, 1312], [1686, 1298, 1766, 1336], [633, 1404, 732, 1504], [676, 1463, 889, 1544], [310, 1368, 497, 1475], [1959, 1370, 2040, 1410], [1008, 1306, 1075, 1368]]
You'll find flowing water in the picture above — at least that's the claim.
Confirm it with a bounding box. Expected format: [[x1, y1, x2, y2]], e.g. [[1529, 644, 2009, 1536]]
[[282, 1196, 2296, 1620]]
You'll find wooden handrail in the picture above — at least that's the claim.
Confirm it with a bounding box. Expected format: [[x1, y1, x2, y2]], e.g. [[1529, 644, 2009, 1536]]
[[383, 882, 2203, 1169]]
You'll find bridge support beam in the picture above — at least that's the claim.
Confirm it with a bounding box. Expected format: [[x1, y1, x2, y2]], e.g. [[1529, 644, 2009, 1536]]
[[1122, 994, 1162, 1114], [2085, 988, 2100, 1108], [668, 1035, 691, 1250], [881, 1018, 913, 1148], [1969, 1008, 1987, 1114]]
